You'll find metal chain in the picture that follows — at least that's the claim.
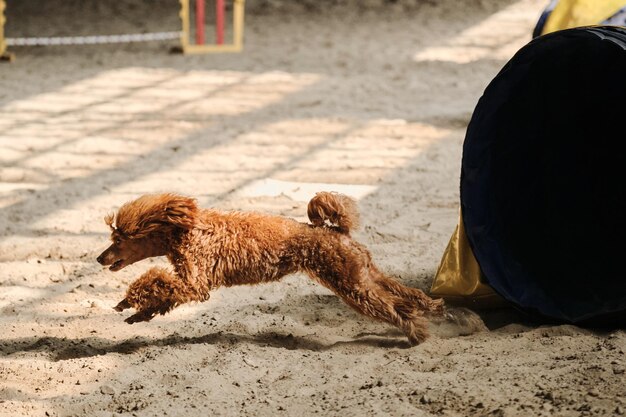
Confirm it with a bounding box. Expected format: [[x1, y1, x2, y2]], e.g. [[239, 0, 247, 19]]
[[6, 31, 181, 46]]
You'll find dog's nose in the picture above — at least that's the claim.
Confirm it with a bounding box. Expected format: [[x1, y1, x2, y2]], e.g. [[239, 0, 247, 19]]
[[97, 254, 104, 264]]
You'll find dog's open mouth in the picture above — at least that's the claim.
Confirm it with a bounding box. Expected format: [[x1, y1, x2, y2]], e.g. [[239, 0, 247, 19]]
[[110, 259, 125, 271]]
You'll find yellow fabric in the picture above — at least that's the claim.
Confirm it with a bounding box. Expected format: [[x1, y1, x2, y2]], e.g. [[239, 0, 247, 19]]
[[542, 0, 626, 35], [431, 212, 505, 308]]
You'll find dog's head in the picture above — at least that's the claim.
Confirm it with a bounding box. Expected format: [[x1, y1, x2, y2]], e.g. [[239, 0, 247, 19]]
[[97, 193, 198, 271]]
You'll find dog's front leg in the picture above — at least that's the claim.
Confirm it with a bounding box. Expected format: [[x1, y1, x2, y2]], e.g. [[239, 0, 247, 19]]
[[115, 267, 205, 324]]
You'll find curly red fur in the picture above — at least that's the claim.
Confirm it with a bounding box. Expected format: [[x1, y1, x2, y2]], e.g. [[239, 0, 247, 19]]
[[307, 191, 360, 234], [98, 192, 446, 345], [111, 193, 198, 238]]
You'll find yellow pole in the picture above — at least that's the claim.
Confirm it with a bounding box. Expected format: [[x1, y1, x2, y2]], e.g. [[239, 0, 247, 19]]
[[233, 0, 245, 50], [0, 0, 13, 61], [179, 0, 190, 51], [0, 0, 7, 59]]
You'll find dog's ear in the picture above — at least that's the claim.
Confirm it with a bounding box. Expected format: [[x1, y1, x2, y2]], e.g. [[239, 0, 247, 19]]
[[115, 194, 199, 238], [159, 194, 198, 230]]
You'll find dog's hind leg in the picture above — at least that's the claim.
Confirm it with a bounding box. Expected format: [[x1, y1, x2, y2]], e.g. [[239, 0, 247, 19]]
[[308, 265, 430, 346], [115, 267, 206, 324], [372, 269, 445, 315]]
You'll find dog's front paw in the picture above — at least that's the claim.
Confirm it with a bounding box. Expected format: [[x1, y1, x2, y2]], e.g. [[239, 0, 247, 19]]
[[114, 298, 132, 312], [124, 309, 157, 324]]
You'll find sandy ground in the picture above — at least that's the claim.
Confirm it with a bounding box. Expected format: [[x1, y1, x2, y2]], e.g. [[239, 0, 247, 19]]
[[1, 0, 625, 416]]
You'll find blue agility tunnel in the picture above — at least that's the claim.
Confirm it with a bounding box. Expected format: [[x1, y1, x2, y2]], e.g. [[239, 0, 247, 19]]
[[460, 26, 626, 324]]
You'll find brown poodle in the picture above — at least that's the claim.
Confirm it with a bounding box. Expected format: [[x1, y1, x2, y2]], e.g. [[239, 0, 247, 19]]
[[97, 192, 446, 345]]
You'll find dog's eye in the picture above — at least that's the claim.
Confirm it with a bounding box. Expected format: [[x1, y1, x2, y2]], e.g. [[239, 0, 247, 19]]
[[115, 238, 122, 245]]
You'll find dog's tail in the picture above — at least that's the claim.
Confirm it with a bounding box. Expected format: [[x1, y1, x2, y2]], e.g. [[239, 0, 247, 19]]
[[307, 192, 360, 234]]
